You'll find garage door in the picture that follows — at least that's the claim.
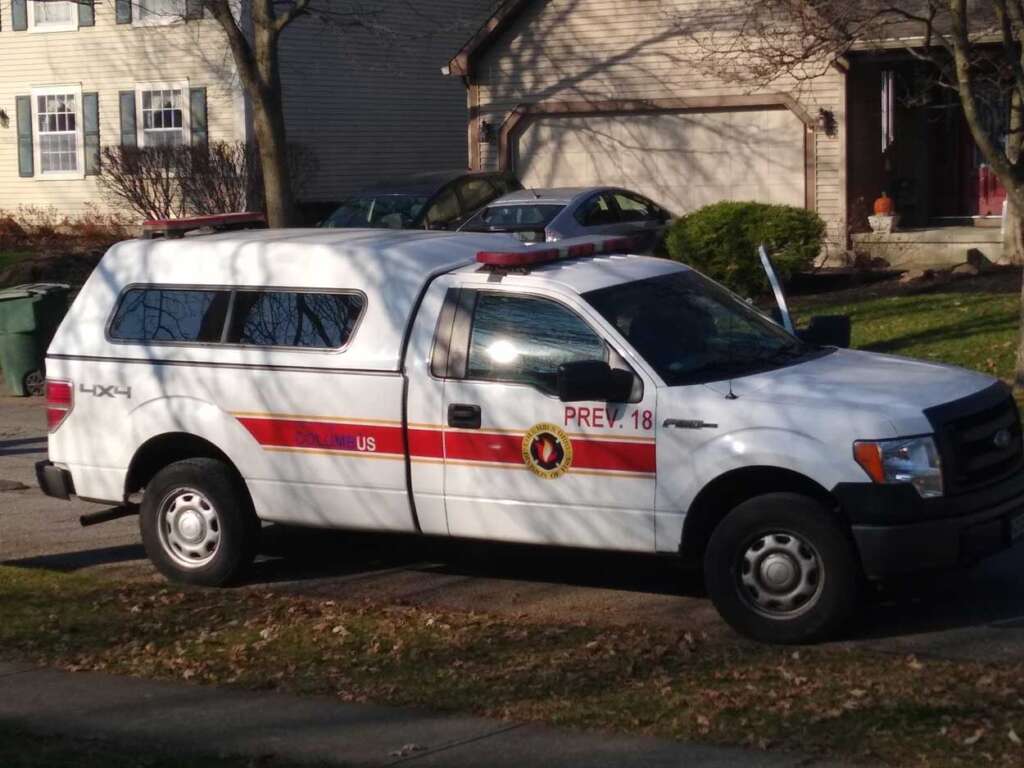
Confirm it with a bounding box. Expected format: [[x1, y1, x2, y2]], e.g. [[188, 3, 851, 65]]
[[513, 110, 806, 214]]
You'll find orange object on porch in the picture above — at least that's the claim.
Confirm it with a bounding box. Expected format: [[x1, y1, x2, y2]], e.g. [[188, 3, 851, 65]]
[[873, 193, 894, 216]]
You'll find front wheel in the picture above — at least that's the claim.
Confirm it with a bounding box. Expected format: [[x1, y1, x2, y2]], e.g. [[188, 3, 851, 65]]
[[704, 493, 860, 644], [140, 458, 259, 586]]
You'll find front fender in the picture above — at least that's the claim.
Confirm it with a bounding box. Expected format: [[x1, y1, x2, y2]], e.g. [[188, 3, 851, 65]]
[[659, 427, 854, 516]]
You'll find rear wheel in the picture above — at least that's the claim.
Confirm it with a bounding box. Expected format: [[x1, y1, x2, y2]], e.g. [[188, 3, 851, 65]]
[[704, 492, 860, 644], [140, 458, 258, 586]]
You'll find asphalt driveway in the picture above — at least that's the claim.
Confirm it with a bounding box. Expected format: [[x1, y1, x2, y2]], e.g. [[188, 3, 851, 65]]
[[3, 394, 1023, 661]]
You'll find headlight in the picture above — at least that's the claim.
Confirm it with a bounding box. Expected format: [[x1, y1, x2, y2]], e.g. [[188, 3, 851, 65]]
[[853, 436, 943, 498]]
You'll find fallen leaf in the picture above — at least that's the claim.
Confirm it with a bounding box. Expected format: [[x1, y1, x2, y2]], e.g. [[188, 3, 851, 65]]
[[1010, 728, 1022, 746], [964, 729, 985, 746]]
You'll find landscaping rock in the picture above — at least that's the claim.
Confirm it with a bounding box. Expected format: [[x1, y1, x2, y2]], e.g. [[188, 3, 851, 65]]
[[951, 263, 981, 277], [899, 268, 935, 284], [967, 248, 996, 272]]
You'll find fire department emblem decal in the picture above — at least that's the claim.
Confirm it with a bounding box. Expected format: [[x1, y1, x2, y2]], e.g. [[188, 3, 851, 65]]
[[522, 422, 573, 479]]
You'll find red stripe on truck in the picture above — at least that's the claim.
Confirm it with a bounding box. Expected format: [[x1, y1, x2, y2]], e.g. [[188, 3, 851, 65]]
[[237, 416, 654, 475]]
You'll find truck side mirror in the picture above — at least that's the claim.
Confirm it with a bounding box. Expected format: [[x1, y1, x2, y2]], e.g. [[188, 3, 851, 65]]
[[557, 360, 634, 403], [798, 315, 851, 348]]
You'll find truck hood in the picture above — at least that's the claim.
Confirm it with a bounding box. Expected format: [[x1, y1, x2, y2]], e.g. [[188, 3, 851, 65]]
[[701, 348, 996, 436]]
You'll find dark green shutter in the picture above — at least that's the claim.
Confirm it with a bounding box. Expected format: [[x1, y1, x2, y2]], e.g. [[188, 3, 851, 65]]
[[119, 91, 137, 147], [79, 0, 95, 27], [12, 0, 27, 31], [189, 88, 208, 148], [116, 0, 132, 24], [185, 0, 204, 20], [83, 93, 100, 175], [16, 96, 33, 177]]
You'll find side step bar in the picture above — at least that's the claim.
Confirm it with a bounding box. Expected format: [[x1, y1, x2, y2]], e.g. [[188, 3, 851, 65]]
[[80, 505, 138, 528]]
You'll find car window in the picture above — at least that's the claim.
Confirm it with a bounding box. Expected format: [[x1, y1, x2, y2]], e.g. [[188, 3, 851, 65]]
[[321, 195, 427, 229], [463, 204, 564, 230], [466, 293, 607, 394], [423, 186, 461, 228], [108, 288, 230, 343], [613, 192, 656, 223], [227, 291, 365, 349], [575, 193, 620, 227], [458, 178, 497, 213]]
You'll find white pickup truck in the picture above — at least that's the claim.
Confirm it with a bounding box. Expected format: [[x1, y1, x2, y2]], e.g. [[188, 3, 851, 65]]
[[36, 227, 1024, 643]]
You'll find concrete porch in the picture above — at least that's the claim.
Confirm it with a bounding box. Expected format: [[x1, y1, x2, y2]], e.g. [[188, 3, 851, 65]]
[[851, 226, 1004, 269]]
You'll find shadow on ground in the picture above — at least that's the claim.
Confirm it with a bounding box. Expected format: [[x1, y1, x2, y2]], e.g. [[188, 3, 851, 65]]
[[5, 522, 1023, 652]]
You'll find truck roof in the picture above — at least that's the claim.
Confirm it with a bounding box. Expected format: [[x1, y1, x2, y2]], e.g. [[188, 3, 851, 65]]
[[52, 228, 687, 372]]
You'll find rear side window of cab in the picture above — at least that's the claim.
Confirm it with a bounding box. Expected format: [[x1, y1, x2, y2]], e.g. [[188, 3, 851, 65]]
[[107, 287, 366, 350]]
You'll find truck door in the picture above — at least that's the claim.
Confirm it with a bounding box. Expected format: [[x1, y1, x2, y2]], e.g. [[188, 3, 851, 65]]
[[438, 286, 658, 551]]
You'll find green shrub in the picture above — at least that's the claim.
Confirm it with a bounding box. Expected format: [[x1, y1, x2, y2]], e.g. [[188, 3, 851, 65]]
[[664, 201, 825, 296]]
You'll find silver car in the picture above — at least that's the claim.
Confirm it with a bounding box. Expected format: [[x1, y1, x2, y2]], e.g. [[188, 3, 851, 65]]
[[457, 187, 672, 251]]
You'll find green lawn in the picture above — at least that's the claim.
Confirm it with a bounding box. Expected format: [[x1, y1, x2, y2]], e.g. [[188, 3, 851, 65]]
[[792, 272, 1021, 381], [0, 249, 32, 271]]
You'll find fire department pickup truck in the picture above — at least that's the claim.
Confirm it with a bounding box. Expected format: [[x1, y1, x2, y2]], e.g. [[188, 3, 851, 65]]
[[36, 227, 1024, 643]]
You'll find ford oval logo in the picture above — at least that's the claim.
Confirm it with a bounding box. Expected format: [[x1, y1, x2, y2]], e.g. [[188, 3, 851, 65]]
[[993, 429, 1012, 449]]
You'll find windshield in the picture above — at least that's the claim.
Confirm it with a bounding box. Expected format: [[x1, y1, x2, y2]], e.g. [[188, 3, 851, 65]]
[[321, 195, 429, 229], [583, 271, 830, 386], [460, 203, 563, 235]]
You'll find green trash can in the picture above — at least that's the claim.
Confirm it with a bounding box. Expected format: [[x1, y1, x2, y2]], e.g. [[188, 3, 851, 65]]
[[0, 283, 71, 397]]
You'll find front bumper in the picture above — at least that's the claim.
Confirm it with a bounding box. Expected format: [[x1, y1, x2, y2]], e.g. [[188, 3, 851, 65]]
[[835, 472, 1024, 580], [35, 460, 75, 500]]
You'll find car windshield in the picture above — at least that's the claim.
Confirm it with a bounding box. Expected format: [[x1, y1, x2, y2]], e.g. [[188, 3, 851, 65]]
[[583, 270, 831, 386], [461, 203, 563, 233], [321, 195, 429, 229]]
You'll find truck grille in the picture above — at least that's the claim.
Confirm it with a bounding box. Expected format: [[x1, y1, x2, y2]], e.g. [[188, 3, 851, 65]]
[[925, 383, 1023, 495]]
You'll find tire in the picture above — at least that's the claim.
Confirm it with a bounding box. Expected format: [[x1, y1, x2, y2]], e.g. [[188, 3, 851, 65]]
[[140, 458, 259, 587], [704, 492, 860, 644]]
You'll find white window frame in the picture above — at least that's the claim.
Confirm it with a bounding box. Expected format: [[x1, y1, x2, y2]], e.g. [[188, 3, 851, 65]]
[[133, 0, 187, 27], [30, 84, 85, 181], [27, 0, 79, 33], [135, 81, 191, 148]]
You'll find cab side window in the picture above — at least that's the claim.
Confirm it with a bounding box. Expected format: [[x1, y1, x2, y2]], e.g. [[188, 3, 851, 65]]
[[227, 291, 364, 349], [466, 293, 606, 394], [109, 288, 230, 343]]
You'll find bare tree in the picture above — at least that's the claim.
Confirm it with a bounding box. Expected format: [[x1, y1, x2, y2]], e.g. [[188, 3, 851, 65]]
[[679, 1, 1024, 387], [202, 0, 312, 227]]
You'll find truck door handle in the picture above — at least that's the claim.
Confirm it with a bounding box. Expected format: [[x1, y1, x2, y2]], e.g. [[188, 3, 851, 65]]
[[448, 403, 481, 429]]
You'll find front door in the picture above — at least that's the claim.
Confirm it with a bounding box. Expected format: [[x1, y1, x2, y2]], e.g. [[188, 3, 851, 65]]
[[440, 287, 659, 551]]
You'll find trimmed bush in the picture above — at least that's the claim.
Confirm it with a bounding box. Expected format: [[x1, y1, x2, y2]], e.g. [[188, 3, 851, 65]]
[[664, 201, 825, 296]]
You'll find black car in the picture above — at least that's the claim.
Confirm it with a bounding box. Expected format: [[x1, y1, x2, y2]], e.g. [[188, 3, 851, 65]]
[[320, 170, 521, 231]]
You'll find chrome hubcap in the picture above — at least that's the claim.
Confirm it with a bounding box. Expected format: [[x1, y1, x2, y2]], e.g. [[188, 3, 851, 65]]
[[158, 488, 221, 569], [739, 532, 823, 618]]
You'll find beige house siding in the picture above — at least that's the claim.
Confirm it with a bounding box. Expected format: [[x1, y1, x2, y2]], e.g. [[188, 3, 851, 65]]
[[279, 0, 498, 205], [0, 1, 243, 218], [469, 0, 847, 250]]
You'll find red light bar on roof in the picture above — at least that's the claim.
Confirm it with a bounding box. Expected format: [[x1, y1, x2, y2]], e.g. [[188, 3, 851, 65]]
[[142, 212, 267, 239], [476, 235, 640, 269]]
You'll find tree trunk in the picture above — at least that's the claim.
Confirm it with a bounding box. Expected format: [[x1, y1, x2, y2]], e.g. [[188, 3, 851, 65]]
[[1006, 92, 1024, 392], [251, 19, 295, 228], [251, 89, 294, 227]]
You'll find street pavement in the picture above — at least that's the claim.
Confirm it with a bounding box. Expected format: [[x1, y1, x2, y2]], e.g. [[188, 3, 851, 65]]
[[3, 394, 1024, 661], [0, 661, 846, 767]]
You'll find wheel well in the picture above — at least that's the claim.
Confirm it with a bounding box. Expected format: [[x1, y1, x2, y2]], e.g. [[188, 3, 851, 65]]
[[679, 466, 841, 565], [125, 433, 240, 498]]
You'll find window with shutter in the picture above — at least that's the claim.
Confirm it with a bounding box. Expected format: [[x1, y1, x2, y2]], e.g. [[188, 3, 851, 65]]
[[28, 1, 78, 32], [135, 0, 186, 26], [135, 82, 191, 147], [31, 85, 85, 179]]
